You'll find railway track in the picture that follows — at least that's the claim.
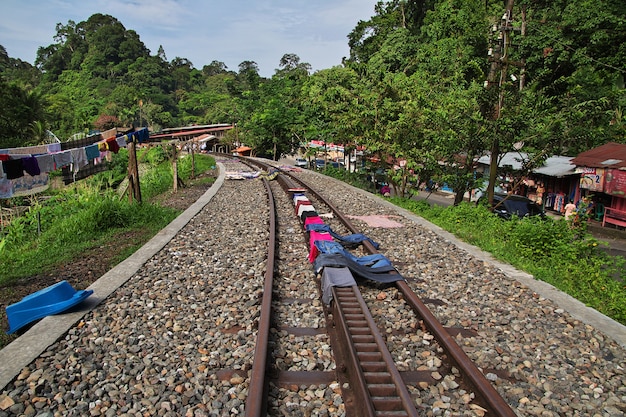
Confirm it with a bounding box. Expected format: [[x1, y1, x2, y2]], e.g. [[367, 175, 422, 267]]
[[2, 155, 623, 416], [240, 157, 516, 416]]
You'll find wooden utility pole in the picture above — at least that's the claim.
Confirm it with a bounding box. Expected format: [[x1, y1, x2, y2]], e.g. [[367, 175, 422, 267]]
[[519, 5, 527, 91], [486, 0, 516, 206]]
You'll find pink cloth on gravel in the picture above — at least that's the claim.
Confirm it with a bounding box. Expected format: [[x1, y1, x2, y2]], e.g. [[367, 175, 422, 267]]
[[308, 230, 333, 263], [304, 216, 325, 229], [346, 215, 404, 228]]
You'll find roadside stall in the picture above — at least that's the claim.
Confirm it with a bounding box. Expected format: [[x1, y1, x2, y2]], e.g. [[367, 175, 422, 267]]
[[571, 142, 626, 228]]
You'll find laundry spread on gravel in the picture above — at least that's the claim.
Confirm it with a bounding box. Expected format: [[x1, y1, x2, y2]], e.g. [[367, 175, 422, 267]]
[[346, 215, 404, 228], [225, 169, 280, 180], [290, 192, 404, 304]]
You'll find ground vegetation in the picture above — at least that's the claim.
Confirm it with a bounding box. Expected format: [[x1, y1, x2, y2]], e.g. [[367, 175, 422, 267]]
[[0, 151, 216, 348]]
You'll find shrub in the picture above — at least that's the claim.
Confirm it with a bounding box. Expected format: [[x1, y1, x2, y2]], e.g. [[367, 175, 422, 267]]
[[323, 167, 376, 192], [0, 150, 216, 285], [391, 196, 626, 325]]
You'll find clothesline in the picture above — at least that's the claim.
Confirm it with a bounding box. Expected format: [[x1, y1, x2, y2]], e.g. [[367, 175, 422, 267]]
[[0, 128, 150, 199]]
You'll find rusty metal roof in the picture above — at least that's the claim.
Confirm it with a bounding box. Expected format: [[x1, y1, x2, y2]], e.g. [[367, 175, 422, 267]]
[[149, 125, 233, 140], [570, 142, 626, 169]]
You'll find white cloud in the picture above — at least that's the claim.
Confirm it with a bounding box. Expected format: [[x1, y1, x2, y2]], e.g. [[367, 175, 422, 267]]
[[0, 0, 378, 76]]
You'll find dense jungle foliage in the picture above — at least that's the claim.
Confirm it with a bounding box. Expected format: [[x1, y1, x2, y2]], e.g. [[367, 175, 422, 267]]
[[1, 0, 625, 200]]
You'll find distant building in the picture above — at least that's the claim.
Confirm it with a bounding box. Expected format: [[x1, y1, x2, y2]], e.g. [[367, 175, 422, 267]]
[[474, 152, 578, 212], [571, 142, 626, 228], [148, 124, 234, 152]]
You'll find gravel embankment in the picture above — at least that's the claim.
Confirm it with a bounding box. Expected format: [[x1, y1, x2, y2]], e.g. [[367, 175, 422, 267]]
[[291, 166, 626, 417], [0, 157, 624, 417]]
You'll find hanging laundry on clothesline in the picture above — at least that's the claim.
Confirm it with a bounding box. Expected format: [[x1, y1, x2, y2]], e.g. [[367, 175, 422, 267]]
[[0, 127, 150, 197], [12, 173, 49, 197]]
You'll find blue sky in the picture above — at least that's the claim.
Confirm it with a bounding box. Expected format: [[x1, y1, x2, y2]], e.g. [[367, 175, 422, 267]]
[[0, 0, 379, 77]]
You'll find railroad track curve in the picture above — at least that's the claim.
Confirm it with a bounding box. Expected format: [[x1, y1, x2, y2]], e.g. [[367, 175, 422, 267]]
[[6, 155, 622, 416], [239, 156, 517, 416]]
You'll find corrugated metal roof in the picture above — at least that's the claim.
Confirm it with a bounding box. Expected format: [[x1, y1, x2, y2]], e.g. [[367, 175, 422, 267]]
[[170, 126, 232, 137], [195, 134, 216, 142], [150, 125, 233, 139], [570, 142, 626, 169], [160, 124, 232, 133], [534, 156, 576, 177], [477, 152, 526, 170], [476, 153, 576, 177]]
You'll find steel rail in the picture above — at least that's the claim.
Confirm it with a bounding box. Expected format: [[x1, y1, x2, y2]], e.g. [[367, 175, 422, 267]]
[[244, 176, 276, 417], [270, 166, 418, 416], [238, 158, 514, 415], [332, 285, 418, 416], [241, 158, 419, 415], [285, 171, 517, 417], [394, 280, 517, 416]]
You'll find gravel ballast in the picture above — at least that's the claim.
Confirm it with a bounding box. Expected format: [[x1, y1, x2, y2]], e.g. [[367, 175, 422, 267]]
[[0, 157, 624, 416]]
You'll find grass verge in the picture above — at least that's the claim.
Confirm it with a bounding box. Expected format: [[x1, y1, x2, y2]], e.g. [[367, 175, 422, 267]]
[[0, 152, 216, 347], [390, 197, 626, 325]]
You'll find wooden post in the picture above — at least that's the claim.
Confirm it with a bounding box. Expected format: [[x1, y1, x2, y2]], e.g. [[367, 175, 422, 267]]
[[133, 142, 142, 203], [127, 141, 136, 202], [172, 143, 178, 193], [191, 143, 195, 179], [127, 140, 142, 203], [128, 176, 134, 203]]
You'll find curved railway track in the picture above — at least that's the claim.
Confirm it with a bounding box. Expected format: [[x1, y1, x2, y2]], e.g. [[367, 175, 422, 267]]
[[239, 157, 516, 416], [2, 155, 624, 416]]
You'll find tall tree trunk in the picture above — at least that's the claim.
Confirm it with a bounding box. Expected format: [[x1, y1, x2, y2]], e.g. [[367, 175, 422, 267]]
[[454, 189, 465, 205]]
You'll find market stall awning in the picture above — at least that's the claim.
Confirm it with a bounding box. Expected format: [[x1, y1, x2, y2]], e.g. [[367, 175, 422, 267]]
[[234, 146, 252, 154], [476, 153, 576, 177], [195, 134, 216, 143], [534, 156, 576, 177]]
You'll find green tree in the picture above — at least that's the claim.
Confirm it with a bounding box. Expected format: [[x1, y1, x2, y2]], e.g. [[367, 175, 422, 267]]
[[347, 0, 437, 67], [343, 0, 496, 199], [427, 83, 491, 204], [178, 72, 239, 125], [518, 0, 626, 152], [0, 45, 41, 88], [243, 55, 309, 160], [301, 66, 370, 166], [0, 79, 47, 147], [80, 14, 149, 79], [235, 60, 262, 95], [202, 60, 230, 76], [43, 69, 104, 136], [35, 20, 87, 81]]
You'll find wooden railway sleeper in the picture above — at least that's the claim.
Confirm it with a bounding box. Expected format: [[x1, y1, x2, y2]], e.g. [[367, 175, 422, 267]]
[[332, 286, 418, 417]]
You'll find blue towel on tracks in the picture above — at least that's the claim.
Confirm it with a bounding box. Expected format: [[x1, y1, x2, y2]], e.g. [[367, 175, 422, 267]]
[[313, 240, 392, 269], [313, 253, 403, 284], [305, 223, 380, 249]]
